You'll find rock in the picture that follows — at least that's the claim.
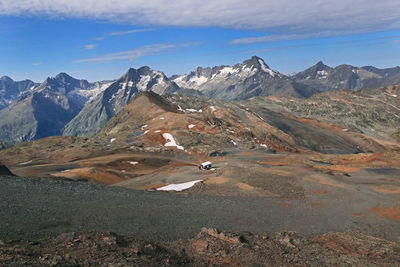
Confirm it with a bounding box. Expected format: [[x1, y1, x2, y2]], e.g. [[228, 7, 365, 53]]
[[0, 162, 14, 176]]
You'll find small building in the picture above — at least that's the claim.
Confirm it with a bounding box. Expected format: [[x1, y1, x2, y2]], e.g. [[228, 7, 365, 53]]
[[198, 161, 212, 170]]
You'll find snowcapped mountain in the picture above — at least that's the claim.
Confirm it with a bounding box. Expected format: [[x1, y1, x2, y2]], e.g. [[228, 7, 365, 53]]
[[0, 76, 38, 110], [172, 56, 302, 100], [293, 62, 400, 94], [63, 66, 179, 137], [0, 73, 109, 144]]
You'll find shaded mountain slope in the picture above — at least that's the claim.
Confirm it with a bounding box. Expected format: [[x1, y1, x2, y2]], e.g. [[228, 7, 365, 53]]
[[0, 73, 109, 144], [0, 76, 38, 110], [63, 67, 179, 137]]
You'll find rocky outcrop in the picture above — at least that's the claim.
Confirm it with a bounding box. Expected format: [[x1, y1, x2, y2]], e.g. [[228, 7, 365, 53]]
[[0, 162, 14, 176]]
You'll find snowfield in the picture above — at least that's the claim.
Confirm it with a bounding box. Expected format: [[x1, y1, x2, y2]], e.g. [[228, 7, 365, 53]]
[[156, 180, 203, 192], [162, 133, 184, 150]]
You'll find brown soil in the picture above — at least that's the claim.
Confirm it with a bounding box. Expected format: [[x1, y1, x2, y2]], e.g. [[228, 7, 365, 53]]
[[369, 206, 400, 221], [370, 185, 400, 194]]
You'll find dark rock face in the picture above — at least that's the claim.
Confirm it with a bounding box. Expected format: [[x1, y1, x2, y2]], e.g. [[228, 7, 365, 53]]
[[0, 162, 14, 176]]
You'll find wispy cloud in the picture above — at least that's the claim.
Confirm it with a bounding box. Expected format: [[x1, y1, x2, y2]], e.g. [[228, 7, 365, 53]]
[[229, 34, 316, 45], [238, 44, 312, 54], [31, 62, 41, 66], [1, 1, 399, 41], [95, 37, 104, 41], [109, 28, 155, 36], [84, 44, 97, 50], [74, 42, 201, 63]]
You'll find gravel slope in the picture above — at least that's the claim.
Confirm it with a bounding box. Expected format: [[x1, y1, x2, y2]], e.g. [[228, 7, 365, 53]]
[[1, 175, 398, 242]]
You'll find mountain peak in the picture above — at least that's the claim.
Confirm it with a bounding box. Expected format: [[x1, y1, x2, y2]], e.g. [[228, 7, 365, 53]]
[[314, 61, 330, 70], [243, 56, 270, 69], [55, 72, 75, 81], [0, 76, 13, 83]]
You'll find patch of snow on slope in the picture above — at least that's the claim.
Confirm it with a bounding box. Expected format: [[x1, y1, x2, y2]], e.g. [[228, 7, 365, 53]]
[[317, 70, 328, 78], [162, 133, 184, 150], [231, 140, 237, 146], [174, 74, 208, 89], [258, 59, 278, 77], [19, 160, 32, 165], [210, 106, 216, 112], [156, 180, 202, 191], [109, 138, 116, 143], [188, 124, 196, 129], [69, 82, 113, 102], [128, 161, 139, 165], [212, 66, 239, 79], [137, 75, 151, 91], [239, 65, 257, 78]]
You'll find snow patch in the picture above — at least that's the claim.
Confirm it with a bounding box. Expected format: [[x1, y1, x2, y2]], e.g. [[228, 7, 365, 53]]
[[162, 133, 184, 150], [210, 106, 216, 112], [19, 160, 32, 165], [128, 161, 139, 165], [154, 130, 161, 133], [390, 94, 397, 97], [109, 138, 116, 143], [259, 59, 278, 77], [141, 125, 148, 130], [156, 180, 202, 192], [230, 140, 237, 146], [188, 124, 196, 129], [137, 75, 151, 91]]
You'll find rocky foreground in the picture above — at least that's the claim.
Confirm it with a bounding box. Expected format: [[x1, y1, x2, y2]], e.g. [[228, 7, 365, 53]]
[[1, 228, 399, 266]]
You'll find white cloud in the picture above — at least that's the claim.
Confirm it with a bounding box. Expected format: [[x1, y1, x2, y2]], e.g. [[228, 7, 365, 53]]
[[84, 44, 97, 50], [74, 42, 200, 63], [31, 62, 41, 66], [1, 0, 400, 40], [109, 28, 155, 36]]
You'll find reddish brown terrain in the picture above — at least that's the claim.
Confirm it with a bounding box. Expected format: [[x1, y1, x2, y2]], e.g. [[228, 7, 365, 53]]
[[0, 87, 399, 265]]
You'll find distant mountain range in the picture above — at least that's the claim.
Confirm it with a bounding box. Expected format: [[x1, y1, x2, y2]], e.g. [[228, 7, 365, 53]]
[[0, 73, 111, 144], [0, 76, 38, 110], [0, 56, 399, 144]]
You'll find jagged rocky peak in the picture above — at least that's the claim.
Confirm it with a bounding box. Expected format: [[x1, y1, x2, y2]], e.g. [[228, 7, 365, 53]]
[[241, 56, 281, 77], [295, 61, 333, 80], [243, 55, 269, 69], [55, 72, 75, 81]]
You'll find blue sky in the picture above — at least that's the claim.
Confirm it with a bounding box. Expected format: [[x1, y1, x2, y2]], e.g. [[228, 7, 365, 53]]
[[0, 0, 400, 82]]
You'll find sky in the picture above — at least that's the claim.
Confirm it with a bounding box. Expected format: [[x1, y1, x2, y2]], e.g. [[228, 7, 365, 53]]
[[0, 0, 400, 82]]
